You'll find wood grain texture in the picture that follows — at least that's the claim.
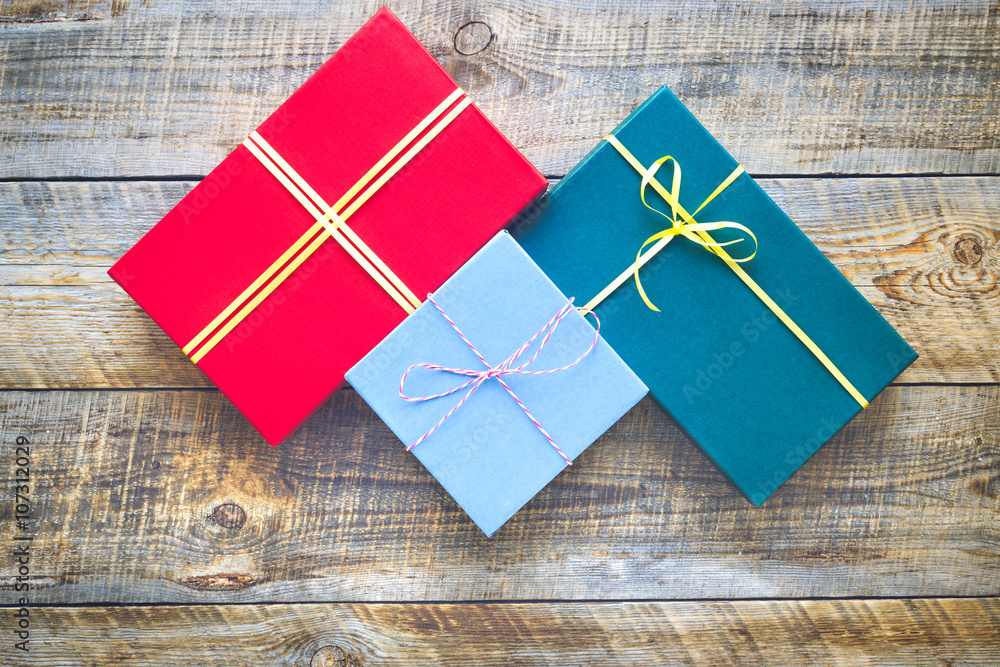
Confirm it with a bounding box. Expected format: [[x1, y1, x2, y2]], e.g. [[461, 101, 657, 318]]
[[2, 176, 997, 388], [0, 385, 996, 604], [2, 0, 998, 662], [3, 598, 997, 667], [0, 0, 116, 22], [1, 0, 997, 178]]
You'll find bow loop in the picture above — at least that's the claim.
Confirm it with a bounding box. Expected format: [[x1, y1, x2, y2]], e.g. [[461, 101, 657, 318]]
[[398, 295, 602, 465], [632, 152, 756, 311], [640, 155, 684, 226], [596, 133, 870, 410]]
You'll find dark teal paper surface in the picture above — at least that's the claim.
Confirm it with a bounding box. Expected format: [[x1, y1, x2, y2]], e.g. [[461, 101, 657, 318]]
[[514, 87, 917, 505]]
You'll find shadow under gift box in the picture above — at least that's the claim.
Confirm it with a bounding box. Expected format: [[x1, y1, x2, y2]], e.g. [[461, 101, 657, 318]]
[[346, 232, 648, 537], [107, 7, 547, 445], [513, 86, 918, 505]]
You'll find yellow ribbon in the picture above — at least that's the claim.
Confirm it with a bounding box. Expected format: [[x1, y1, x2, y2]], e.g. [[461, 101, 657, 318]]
[[633, 150, 756, 312], [182, 88, 471, 363], [595, 134, 868, 409]]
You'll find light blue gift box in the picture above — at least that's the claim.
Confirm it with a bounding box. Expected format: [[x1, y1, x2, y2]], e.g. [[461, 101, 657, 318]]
[[346, 232, 648, 536]]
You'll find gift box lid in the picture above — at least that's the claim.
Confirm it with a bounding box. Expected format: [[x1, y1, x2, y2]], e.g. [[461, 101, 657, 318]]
[[513, 86, 917, 505], [108, 7, 547, 445], [346, 232, 648, 536]]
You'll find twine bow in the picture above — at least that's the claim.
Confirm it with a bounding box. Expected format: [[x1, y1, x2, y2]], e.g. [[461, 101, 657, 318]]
[[399, 295, 601, 465]]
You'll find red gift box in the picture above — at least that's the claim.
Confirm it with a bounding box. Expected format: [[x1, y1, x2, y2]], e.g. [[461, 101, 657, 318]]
[[109, 7, 547, 444]]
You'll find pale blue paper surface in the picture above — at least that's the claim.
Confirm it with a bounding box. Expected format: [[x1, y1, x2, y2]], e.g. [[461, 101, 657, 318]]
[[346, 232, 648, 536]]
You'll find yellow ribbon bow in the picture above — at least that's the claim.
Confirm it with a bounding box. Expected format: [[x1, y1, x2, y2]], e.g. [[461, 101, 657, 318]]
[[601, 133, 868, 409], [634, 154, 756, 311]]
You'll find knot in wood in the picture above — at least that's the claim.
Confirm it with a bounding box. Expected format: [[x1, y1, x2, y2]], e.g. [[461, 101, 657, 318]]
[[454, 21, 494, 55], [207, 503, 247, 530], [312, 645, 358, 667], [953, 236, 983, 265]]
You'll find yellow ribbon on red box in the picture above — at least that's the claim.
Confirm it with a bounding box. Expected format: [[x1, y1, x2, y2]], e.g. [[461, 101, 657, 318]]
[[182, 88, 471, 363]]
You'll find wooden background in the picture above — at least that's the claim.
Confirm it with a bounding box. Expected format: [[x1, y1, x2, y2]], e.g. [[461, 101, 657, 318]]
[[1, 0, 998, 664]]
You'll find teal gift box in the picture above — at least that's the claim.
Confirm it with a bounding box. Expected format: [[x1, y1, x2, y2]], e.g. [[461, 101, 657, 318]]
[[514, 86, 917, 505]]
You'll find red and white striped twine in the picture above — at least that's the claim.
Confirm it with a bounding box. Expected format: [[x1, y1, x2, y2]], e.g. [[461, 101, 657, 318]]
[[398, 294, 601, 465]]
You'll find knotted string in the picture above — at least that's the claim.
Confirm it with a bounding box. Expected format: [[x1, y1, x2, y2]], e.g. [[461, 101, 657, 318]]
[[633, 151, 757, 312], [399, 295, 601, 465]]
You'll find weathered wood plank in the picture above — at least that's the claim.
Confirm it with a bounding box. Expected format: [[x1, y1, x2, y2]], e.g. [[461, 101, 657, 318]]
[[0, 0, 997, 178], [5, 599, 1000, 667], [0, 385, 996, 604], [0, 0, 115, 23], [2, 177, 997, 388]]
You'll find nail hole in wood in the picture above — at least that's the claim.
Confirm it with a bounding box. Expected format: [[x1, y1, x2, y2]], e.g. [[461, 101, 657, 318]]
[[312, 645, 358, 667], [953, 237, 983, 265], [454, 21, 494, 55], [207, 503, 247, 530]]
